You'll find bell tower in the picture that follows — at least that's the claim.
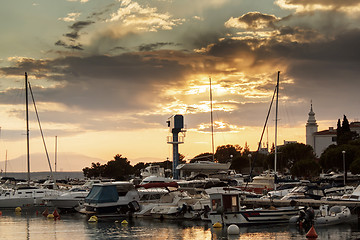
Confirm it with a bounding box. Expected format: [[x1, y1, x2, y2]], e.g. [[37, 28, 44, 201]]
[[306, 101, 318, 150]]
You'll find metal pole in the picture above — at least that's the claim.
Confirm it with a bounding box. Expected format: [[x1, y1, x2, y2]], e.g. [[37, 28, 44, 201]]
[[274, 71, 280, 190], [25, 72, 30, 185], [209, 77, 215, 162], [55, 136, 57, 173], [342, 150, 346, 187], [173, 132, 179, 179]]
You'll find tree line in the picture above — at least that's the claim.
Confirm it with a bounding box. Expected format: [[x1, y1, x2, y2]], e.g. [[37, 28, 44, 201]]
[[83, 115, 360, 180]]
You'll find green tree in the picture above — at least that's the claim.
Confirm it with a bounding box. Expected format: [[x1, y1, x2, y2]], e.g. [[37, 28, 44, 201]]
[[266, 143, 316, 175], [350, 156, 360, 174], [320, 144, 360, 172], [291, 159, 321, 179], [215, 144, 242, 163], [82, 162, 105, 178], [133, 162, 147, 177], [337, 115, 358, 145], [103, 154, 134, 180]]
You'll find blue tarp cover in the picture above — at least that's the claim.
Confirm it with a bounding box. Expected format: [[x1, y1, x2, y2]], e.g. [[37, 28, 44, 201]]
[[85, 185, 119, 203]]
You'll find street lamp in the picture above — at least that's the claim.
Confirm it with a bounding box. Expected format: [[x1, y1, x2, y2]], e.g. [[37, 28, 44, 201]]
[[342, 150, 346, 187]]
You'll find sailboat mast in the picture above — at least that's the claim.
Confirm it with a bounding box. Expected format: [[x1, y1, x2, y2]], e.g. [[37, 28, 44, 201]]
[[5, 150, 7, 177], [25, 72, 30, 184], [55, 136, 57, 173], [274, 71, 280, 189], [209, 77, 215, 162]]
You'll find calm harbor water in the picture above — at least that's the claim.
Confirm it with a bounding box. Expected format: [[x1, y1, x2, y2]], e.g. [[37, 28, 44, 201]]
[[0, 209, 360, 240]]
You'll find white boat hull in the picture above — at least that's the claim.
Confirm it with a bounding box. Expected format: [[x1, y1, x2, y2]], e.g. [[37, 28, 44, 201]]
[[209, 207, 300, 225]]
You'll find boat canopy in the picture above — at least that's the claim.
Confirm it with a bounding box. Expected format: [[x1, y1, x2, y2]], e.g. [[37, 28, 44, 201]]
[[85, 185, 118, 203]]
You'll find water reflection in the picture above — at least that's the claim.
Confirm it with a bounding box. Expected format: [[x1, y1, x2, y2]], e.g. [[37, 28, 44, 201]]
[[0, 210, 358, 240]]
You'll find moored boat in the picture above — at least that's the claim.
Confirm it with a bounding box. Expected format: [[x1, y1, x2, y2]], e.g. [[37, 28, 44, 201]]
[[208, 189, 301, 226], [78, 181, 140, 217], [289, 205, 354, 228]]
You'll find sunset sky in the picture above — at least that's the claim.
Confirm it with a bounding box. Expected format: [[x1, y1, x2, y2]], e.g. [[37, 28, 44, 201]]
[[0, 0, 359, 172]]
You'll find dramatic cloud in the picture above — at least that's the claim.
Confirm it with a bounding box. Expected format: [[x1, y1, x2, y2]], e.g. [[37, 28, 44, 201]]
[[225, 12, 280, 30]]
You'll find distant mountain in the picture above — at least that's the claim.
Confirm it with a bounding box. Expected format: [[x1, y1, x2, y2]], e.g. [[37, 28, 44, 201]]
[[131, 157, 166, 165], [0, 152, 105, 172]]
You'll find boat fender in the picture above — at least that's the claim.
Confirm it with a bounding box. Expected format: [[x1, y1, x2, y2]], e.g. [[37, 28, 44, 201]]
[[227, 224, 240, 235]]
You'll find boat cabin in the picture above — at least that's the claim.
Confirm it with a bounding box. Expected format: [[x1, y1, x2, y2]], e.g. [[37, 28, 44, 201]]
[[210, 192, 240, 213], [85, 182, 136, 204]]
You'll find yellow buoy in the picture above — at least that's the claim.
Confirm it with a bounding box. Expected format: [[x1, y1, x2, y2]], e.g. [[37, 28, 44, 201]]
[[121, 220, 128, 225], [88, 215, 98, 222], [47, 214, 55, 219], [213, 222, 222, 228], [15, 207, 22, 213]]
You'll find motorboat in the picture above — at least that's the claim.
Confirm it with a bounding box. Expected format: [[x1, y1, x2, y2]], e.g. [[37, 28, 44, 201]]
[[140, 164, 165, 178], [44, 188, 89, 212], [78, 181, 140, 216], [280, 184, 326, 200], [0, 185, 61, 208], [289, 205, 354, 228], [207, 188, 301, 226], [149, 189, 210, 220], [140, 176, 173, 185]]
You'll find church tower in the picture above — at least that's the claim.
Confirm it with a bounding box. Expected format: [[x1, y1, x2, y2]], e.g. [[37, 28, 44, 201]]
[[306, 102, 318, 149]]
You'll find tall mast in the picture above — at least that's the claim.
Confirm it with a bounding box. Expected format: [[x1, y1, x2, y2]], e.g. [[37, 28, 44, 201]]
[[274, 71, 280, 190], [5, 150, 7, 177], [25, 72, 30, 185], [209, 77, 215, 162], [55, 136, 57, 173]]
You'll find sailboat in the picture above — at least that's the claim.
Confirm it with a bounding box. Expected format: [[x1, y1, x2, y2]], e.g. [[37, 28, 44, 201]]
[[207, 72, 302, 226], [0, 72, 61, 208]]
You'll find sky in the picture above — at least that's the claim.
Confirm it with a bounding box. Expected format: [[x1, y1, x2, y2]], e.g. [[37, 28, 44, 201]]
[[0, 0, 359, 172]]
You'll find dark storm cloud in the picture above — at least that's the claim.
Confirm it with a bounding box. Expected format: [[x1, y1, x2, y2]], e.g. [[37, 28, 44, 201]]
[[236, 12, 279, 29], [0, 52, 192, 114], [55, 40, 84, 50], [138, 42, 180, 52]]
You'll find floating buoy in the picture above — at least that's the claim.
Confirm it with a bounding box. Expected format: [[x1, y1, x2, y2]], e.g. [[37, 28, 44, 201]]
[[15, 207, 22, 213], [121, 220, 128, 225], [88, 215, 98, 222], [213, 222, 222, 228], [306, 225, 318, 239], [47, 213, 55, 219], [53, 209, 60, 219], [0, 211, 2, 216], [227, 224, 240, 235], [42, 208, 49, 217]]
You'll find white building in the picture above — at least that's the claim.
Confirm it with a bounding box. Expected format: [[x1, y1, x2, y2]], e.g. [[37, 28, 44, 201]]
[[306, 103, 318, 149], [306, 104, 359, 157]]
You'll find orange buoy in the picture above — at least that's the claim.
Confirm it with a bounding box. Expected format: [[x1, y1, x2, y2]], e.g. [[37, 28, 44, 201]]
[[42, 208, 49, 217], [306, 225, 318, 239]]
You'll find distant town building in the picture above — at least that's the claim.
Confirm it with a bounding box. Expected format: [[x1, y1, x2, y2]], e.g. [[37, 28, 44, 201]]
[[306, 104, 359, 157]]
